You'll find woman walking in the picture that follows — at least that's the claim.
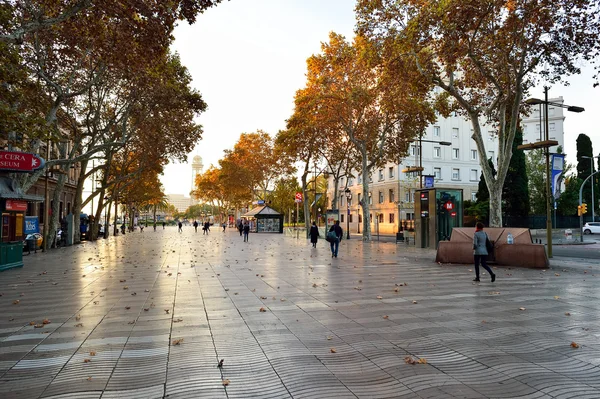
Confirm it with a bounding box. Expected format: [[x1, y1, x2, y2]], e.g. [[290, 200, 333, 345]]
[[309, 221, 320, 248], [473, 222, 496, 282]]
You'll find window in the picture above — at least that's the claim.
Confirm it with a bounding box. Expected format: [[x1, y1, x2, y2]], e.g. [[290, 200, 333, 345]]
[[488, 131, 494, 141], [369, 175, 373, 183], [389, 189, 395, 203], [340, 195, 344, 207], [433, 147, 441, 158], [452, 128, 459, 138], [405, 191, 411, 202], [434, 167, 441, 179], [348, 177, 354, 186], [67, 202, 71, 215], [379, 191, 384, 204], [378, 213, 384, 223], [549, 122, 555, 131], [471, 192, 477, 201], [340, 177, 345, 187], [349, 214, 353, 223], [410, 145, 420, 156], [358, 193, 361, 204], [433, 126, 440, 137], [452, 168, 460, 180], [488, 151, 495, 162], [378, 169, 384, 181], [341, 214, 344, 223], [471, 149, 477, 160], [548, 107, 555, 116], [388, 167, 394, 178], [389, 213, 395, 224], [358, 214, 362, 223], [470, 169, 478, 181], [369, 193, 372, 205], [452, 148, 459, 159], [535, 124, 540, 133]]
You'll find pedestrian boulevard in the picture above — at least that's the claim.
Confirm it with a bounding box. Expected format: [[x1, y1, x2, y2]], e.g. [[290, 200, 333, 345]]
[[1, 228, 599, 398]]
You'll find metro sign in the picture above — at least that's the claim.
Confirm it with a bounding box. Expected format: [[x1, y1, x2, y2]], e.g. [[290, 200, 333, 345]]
[[0, 150, 45, 172], [295, 192, 303, 203]]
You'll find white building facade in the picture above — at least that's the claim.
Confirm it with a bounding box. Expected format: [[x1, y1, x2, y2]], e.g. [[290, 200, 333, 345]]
[[327, 102, 566, 235]]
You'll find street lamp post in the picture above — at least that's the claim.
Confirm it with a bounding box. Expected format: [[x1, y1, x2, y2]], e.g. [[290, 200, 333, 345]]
[[345, 188, 351, 239], [318, 208, 321, 227], [582, 156, 597, 222], [522, 88, 584, 258]]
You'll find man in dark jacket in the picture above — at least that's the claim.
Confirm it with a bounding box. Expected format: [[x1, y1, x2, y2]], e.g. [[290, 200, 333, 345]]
[[328, 220, 343, 258]]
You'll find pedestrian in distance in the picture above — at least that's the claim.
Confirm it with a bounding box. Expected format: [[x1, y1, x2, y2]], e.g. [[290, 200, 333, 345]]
[[238, 221, 243, 236], [204, 221, 210, 234], [222, 222, 226, 232], [193, 220, 198, 232], [153, 222, 157, 231], [243, 221, 250, 242], [162, 221, 166, 229], [309, 221, 320, 248], [178, 221, 183, 233], [139, 225, 144, 232], [473, 222, 496, 283], [327, 220, 343, 258]]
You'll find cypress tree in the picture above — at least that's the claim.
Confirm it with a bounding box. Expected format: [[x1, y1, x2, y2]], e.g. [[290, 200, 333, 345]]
[[503, 127, 529, 219]]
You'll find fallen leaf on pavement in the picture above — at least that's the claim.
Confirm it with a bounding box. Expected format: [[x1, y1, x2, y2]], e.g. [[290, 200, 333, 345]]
[[571, 342, 579, 348], [383, 315, 389, 319], [330, 348, 337, 353], [172, 338, 184, 346], [377, 296, 383, 300], [222, 379, 230, 386], [519, 307, 526, 311], [259, 307, 267, 312], [565, 312, 571, 316]]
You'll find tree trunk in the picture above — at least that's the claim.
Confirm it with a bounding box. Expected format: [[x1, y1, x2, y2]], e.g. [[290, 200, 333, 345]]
[[47, 173, 67, 248], [489, 183, 502, 227], [72, 159, 88, 244], [361, 154, 371, 241]]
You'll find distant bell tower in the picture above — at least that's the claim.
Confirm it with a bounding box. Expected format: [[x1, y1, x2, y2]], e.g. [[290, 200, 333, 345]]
[[191, 155, 204, 196]]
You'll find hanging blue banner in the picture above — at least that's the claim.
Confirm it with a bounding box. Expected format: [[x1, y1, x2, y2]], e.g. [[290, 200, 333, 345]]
[[551, 154, 565, 207], [25, 216, 39, 234]]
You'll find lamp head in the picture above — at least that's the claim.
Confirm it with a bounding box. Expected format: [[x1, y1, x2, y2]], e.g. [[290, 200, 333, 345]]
[[524, 98, 543, 105]]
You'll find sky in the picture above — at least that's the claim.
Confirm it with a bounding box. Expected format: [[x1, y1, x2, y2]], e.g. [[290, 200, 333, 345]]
[[161, 0, 600, 195]]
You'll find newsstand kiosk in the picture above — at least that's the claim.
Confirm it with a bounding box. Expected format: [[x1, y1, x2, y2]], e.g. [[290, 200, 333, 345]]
[[0, 150, 45, 271], [0, 199, 27, 271]]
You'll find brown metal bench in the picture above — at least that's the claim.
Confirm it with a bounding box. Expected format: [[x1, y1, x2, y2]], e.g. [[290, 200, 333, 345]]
[[436, 227, 548, 268]]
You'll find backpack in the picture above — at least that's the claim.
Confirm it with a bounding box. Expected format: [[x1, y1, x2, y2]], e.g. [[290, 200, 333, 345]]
[[326, 230, 338, 242]]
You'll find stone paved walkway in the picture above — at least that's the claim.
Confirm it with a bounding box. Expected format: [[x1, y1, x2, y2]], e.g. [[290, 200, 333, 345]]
[[1, 227, 599, 398]]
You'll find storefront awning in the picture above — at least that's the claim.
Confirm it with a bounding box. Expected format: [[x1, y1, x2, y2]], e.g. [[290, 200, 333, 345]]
[[0, 177, 44, 202]]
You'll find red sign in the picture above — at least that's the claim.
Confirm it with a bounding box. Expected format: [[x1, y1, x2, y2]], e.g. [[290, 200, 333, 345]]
[[0, 150, 45, 172], [295, 192, 303, 202], [5, 200, 28, 211], [444, 201, 454, 211]]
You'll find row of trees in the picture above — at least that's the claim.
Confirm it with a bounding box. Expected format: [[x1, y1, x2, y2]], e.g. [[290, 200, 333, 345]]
[[192, 131, 329, 223], [2, 1, 223, 244]]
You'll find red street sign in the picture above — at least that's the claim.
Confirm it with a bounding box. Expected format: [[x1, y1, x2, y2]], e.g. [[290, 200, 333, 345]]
[[0, 150, 45, 172], [5, 200, 28, 211], [295, 192, 303, 202], [444, 201, 454, 211]]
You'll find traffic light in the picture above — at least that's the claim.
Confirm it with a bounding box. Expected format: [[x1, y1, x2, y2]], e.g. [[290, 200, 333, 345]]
[[577, 205, 582, 216], [582, 203, 588, 214]]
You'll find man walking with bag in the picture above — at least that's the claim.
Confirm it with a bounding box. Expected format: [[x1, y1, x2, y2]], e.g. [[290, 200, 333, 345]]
[[473, 222, 496, 282], [327, 220, 343, 258]]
